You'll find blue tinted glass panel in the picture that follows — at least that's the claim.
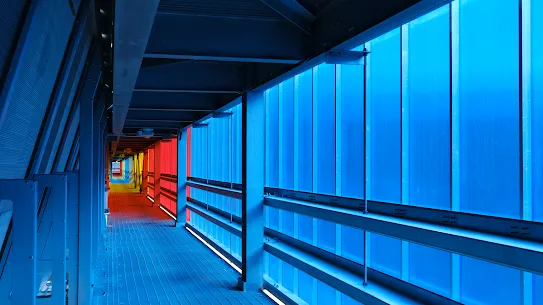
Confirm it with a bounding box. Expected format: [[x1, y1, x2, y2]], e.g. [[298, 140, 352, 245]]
[[341, 226, 363, 264], [282, 261, 295, 292], [266, 87, 280, 187], [282, 210, 294, 237], [298, 214, 313, 244], [267, 206, 279, 231], [367, 29, 401, 203], [409, 243, 451, 297], [337, 64, 364, 199], [268, 253, 280, 282], [317, 280, 335, 305], [313, 64, 336, 195], [369, 233, 401, 278], [535, 273, 543, 304], [458, 0, 520, 218], [279, 79, 295, 189], [294, 70, 313, 192], [407, 5, 450, 209], [460, 256, 521, 304], [533, 0, 543, 222]]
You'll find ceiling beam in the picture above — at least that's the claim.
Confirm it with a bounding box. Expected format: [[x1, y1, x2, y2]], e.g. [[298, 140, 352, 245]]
[[258, 0, 315, 33], [125, 119, 192, 123], [133, 88, 241, 94], [129, 107, 213, 112], [113, 0, 160, 134], [143, 53, 301, 64]]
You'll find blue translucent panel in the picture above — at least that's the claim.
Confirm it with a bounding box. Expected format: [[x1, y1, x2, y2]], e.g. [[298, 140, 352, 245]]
[[282, 210, 294, 237], [298, 270, 314, 304], [458, 0, 520, 218], [342, 293, 363, 305], [341, 226, 363, 264], [367, 28, 401, 203], [535, 273, 543, 304], [337, 64, 364, 199], [268, 254, 281, 282], [317, 280, 335, 305], [317, 219, 335, 253], [533, 0, 543, 222], [298, 214, 313, 244], [279, 78, 295, 189], [369, 233, 401, 278], [267, 206, 279, 231], [460, 256, 521, 304], [266, 86, 280, 187], [313, 64, 336, 195], [282, 261, 295, 292], [406, 5, 450, 209], [294, 69, 313, 192], [408, 243, 451, 297]]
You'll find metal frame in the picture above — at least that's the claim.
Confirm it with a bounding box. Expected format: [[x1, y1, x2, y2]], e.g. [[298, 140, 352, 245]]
[[176, 129, 187, 226], [264, 194, 543, 276], [187, 180, 242, 199], [0, 180, 38, 305], [187, 203, 242, 237], [188, 197, 242, 224], [185, 223, 242, 270]]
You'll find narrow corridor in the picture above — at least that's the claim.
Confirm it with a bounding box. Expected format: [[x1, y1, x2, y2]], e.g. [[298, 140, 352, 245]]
[[94, 185, 273, 305]]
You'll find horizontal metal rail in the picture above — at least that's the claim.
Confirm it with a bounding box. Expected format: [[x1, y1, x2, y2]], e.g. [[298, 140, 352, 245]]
[[185, 223, 242, 270], [265, 187, 543, 243], [188, 197, 242, 224], [187, 177, 243, 191], [265, 228, 459, 305], [264, 240, 425, 305], [265, 195, 543, 276], [263, 275, 308, 305], [187, 203, 242, 237], [187, 180, 242, 199]]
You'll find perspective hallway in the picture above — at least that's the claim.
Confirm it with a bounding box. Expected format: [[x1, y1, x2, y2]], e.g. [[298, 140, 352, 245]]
[[93, 185, 273, 305]]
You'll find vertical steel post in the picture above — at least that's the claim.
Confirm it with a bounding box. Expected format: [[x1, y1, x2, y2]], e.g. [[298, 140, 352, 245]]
[[66, 172, 79, 305], [239, 91, 265, 291], [177, 130, 187, 226], [0, 180, 38, 305], [92, 95, 105, 285], [36, 174, 68, 305], [78, 45, 102, 305]]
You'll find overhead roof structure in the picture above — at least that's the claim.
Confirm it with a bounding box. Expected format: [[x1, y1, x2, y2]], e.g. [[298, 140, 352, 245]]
[[111, 0, 446, 153]]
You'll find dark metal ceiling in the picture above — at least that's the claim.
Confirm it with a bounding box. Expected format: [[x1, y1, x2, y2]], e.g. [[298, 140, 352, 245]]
[[110, 0, 444, 154]]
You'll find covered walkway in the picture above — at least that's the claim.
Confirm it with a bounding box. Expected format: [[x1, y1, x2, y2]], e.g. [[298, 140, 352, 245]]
[[94, 185, 272, 305]]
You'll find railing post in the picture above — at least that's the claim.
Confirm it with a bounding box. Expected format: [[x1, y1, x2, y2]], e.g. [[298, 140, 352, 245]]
[[239, 91, 265, 291], [0, 180, 38, 305], [177, 130, 187, 226]]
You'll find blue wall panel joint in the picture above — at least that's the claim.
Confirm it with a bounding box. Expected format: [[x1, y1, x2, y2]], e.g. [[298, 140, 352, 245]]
[[0, 179, 38, 305]]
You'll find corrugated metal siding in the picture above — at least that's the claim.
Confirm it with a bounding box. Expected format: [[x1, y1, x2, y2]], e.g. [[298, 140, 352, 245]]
[[0, 0, 28, 87], [0, 0, 76, 178]]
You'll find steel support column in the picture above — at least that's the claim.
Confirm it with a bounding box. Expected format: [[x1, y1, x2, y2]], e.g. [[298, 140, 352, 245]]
[[0, 180, 38, 305], [177, 130, 187, 226], [66, 172, 79, 305], [239, 91, 265, 291], [35, 174, 68, 304], [78, 44, 102, 305]]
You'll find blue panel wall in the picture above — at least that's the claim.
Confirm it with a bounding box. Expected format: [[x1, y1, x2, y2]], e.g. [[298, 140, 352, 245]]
[[532, 0, 543, 222], [457, 0, 520, 218]]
